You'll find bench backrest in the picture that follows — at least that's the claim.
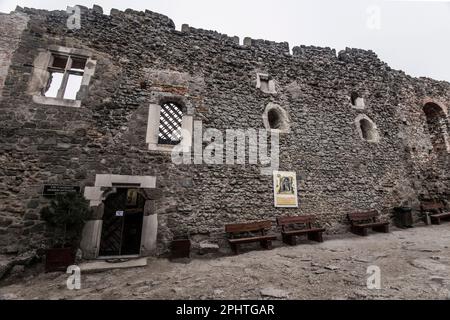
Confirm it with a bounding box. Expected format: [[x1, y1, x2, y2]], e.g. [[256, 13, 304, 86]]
[[277, 215, 315, 231], [225, 221, 272, 236], [421, 201, 444, 212], [348, 210, 379, 224]]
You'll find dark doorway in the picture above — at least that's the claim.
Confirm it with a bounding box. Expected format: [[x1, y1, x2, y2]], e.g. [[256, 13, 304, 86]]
[[99, 188, 145, 257]]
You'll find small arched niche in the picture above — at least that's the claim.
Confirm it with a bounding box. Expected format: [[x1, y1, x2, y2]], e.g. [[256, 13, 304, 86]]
[[355, 114, 379, 143], [423, 102, 450, 153], [263, 103, 290, 133]]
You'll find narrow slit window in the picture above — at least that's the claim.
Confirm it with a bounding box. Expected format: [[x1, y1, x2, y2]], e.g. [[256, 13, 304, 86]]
[[158, 102, 183, 145]]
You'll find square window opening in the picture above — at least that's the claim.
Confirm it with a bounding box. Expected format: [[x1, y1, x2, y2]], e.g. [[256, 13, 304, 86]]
[[44, 53, 87, 101]]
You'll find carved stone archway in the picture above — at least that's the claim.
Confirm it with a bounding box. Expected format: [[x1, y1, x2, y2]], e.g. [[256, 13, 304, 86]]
[[80, 175, 160, 259], [423, 102, 450, 153]]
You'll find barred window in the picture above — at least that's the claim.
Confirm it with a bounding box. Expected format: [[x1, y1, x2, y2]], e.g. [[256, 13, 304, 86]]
[[158, 102, 183, 145]]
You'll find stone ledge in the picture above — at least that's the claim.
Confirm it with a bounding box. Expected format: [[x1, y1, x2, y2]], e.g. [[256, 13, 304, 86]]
[[32, 95, 81, 108]]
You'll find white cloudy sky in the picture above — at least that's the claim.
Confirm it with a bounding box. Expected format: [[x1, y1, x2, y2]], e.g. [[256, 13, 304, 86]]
[[1, 0, 449, 81]]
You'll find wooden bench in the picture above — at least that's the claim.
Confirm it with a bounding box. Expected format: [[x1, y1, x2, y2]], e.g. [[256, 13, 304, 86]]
[[348, 210, 390, 236], [225, 221, 277, 255], [421, 201, 450, 225], [276, 215, 325, 246]]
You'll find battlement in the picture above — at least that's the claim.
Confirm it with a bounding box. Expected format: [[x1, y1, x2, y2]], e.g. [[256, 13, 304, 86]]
[[8, 4, 387, 67], [243, 38, 290, 55], [180, 24, 240, 46], [292, 45, 337, 60], [15, 4, 176, 29], [5, 4, 448, 85], [337, 47, 386, 67]]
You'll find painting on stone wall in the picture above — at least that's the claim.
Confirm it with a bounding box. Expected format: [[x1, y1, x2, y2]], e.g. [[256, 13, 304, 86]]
[[273, 171, 298, 208], [126, 189, 138, 207]]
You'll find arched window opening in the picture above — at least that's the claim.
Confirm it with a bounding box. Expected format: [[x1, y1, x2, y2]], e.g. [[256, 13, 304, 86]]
[[355, 115, 379, 143], [268, 109, 282, 129], [263, 103, 290, 133], [158, 102, 183, 145], [360, 119, 375, 141], [423, 102, 449, 153]]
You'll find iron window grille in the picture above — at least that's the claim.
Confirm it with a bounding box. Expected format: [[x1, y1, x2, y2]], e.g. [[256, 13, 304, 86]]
[[158, 102, 183, 145]]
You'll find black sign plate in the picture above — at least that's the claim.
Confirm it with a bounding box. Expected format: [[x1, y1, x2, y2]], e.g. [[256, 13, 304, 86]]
[[43, 185, 81, 196]]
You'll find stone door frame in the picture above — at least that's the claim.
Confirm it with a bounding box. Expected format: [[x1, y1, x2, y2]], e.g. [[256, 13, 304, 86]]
[[80, 174, 161, 259]]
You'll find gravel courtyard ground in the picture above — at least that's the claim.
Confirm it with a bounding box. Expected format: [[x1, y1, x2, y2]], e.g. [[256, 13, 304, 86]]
[[1, 224, 450, 300]]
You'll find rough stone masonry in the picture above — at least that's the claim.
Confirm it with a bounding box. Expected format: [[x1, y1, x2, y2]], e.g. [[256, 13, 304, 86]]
[[0, 5, 449, 259]]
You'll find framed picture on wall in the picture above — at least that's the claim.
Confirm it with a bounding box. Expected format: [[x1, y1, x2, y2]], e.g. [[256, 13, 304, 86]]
[[126, 189, 138, 207], [273, 171, 299, 208]]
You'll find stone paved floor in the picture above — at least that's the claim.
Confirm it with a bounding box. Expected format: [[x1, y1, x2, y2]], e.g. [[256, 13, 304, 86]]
[[1, 224, 450, 300]]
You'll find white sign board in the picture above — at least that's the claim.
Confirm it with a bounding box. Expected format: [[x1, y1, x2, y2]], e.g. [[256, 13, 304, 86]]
[[115, 211, 124, 217]]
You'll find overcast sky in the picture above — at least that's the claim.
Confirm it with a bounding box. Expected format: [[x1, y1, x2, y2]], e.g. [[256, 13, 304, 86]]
[[1, 0, 449, 82]]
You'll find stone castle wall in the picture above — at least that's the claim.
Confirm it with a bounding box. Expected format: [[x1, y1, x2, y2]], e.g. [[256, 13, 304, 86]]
[[0, 12, 29, 99], [0, 5, 449, 255]]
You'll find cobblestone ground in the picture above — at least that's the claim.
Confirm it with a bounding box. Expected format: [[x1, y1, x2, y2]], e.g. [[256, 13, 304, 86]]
[[1, 224, 450, 300]]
